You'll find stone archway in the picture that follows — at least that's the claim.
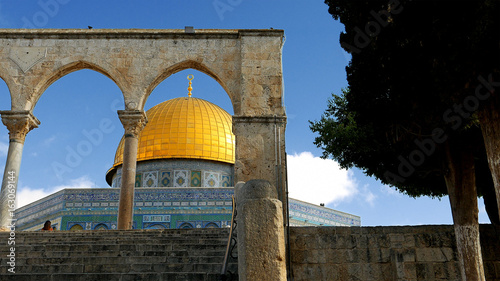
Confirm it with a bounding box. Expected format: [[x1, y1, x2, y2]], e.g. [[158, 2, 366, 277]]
[[143, 60, 234, 110], [30, 60, 127, 109], [0, 29, 287, 230]]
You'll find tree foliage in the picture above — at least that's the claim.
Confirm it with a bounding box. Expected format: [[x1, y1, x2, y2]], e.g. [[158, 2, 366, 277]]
[[312, 0, 500, 199], [314, 1, 500, 277]]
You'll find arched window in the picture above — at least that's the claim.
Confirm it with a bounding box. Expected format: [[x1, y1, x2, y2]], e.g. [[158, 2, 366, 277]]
[[204, 222, 219, 228], [94, 224, 108, 230], [146, 223, 166, 229], [69, 224, 84, 231], [179, 222, 193, 229]]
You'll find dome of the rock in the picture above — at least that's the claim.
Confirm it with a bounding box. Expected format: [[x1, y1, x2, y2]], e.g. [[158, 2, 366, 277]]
[[106, 96, 235, 187]]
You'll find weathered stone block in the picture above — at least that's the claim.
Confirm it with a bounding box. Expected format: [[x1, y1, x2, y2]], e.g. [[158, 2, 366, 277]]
[[236, 180, 286, 281], [415, 262, 432, 280], [347, 263, 364, 281]]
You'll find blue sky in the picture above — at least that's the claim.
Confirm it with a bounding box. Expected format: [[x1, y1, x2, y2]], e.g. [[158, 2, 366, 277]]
[[0, 0, 490, 226]]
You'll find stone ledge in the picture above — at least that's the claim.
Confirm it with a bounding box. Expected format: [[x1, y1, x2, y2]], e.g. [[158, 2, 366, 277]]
[[0, 28, 284, 39]]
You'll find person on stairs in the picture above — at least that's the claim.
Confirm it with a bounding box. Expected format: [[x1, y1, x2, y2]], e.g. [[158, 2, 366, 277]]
[[41, 220, 53, 231]]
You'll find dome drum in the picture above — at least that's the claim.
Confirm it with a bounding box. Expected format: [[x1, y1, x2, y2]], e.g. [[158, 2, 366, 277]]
[[111, 159, 234, 188]]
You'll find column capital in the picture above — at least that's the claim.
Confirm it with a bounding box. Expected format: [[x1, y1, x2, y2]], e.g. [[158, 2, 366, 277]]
[[0, 110, 40, 142], [117, 110, 148, 138]]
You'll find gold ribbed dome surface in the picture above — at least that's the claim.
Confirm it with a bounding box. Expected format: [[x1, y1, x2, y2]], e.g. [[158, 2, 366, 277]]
[[112, 97, 235, 167]]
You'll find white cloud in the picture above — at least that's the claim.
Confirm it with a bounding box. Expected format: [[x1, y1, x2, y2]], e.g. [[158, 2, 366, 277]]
[[0, 141, 8, 156], [381, 185, 401, 196], [361, 184, 377, 207], [287, 152, 358, 206], [16, 187, 51, 209], [16, 176, 94, 208], [43, 135, 57, 147]]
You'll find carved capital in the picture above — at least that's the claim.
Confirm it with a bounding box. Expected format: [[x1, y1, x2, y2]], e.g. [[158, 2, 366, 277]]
[[0, 111, 40, 142], [117, 110, 148, 138]]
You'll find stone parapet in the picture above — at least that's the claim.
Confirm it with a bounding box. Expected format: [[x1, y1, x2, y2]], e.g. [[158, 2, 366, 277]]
[[0, 28, 283, 39], [290, 224, 500, 281]]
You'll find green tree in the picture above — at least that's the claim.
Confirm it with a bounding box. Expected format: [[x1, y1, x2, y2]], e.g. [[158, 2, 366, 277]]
[[313, 0, 499, 279]]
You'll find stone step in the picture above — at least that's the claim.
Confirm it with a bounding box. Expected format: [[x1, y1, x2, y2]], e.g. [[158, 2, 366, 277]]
[[2, 243, 229, 253], [0, 235, 228, 243], [7, 240, 228, 247], [0, 229, 230, 235], [4, 231, 230, 236], [6, 233, 229, 238], [0, 262, 237, 274], [0, 255, 231, 265], [10, 238, 229, 243], [3, 234, 230, 240], [0, 228, 238, 278], [2, 249, 229, 258], [0, 272, 237, 281]]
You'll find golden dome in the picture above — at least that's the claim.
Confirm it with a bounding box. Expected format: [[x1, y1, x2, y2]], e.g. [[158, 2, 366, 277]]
[[112, 97, 235, 168]]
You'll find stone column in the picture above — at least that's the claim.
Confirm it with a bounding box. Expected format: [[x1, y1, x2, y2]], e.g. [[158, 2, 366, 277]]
[[233, 116, 287, 202], [236, 179, 287, 281], [117, 110, 147, 230], [0, 111, 40, 230]]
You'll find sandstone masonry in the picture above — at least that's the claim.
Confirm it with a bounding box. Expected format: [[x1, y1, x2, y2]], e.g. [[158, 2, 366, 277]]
[[290, 225, 500, 281]]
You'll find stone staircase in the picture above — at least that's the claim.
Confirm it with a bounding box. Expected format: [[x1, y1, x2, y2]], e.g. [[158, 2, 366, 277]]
[[0, 228, 238, 281]]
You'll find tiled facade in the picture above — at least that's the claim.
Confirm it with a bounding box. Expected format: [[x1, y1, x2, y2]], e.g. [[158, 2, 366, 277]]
[[15, 187, 359, 231], [15, 187, 234, 231], [289, 199, 360, 226]]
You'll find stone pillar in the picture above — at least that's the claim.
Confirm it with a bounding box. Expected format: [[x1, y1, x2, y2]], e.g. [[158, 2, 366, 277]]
[[0, 111, 40, 230], [233, 116, 287, 204], [117, 110, 147, 230], [236, 179, 287, 281]]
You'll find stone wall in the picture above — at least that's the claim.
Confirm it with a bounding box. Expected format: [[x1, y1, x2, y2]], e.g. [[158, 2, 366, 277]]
[[290, 225, 500, 280]]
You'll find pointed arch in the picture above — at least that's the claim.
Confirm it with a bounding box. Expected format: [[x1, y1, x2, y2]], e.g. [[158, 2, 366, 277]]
[[30, 60, 127, 111], [142, 60, 234, 111], [179, 222, 194, 229], [204, 222, 219, 228], [94, 223, 108, 230], [145, 223, 167, 229], [69, 223, 84, 231]]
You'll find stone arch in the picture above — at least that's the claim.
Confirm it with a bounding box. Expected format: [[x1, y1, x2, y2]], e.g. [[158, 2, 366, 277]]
[[141, 60, 234, 111], [29, 60, 127, 111], [179, 222, 193, 229], [69, 223, 84, 231], [145, 223, 167, 229], [94, 223, 108, 230], [0, 29, 287, 232], [204, 222, 219, 228]]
